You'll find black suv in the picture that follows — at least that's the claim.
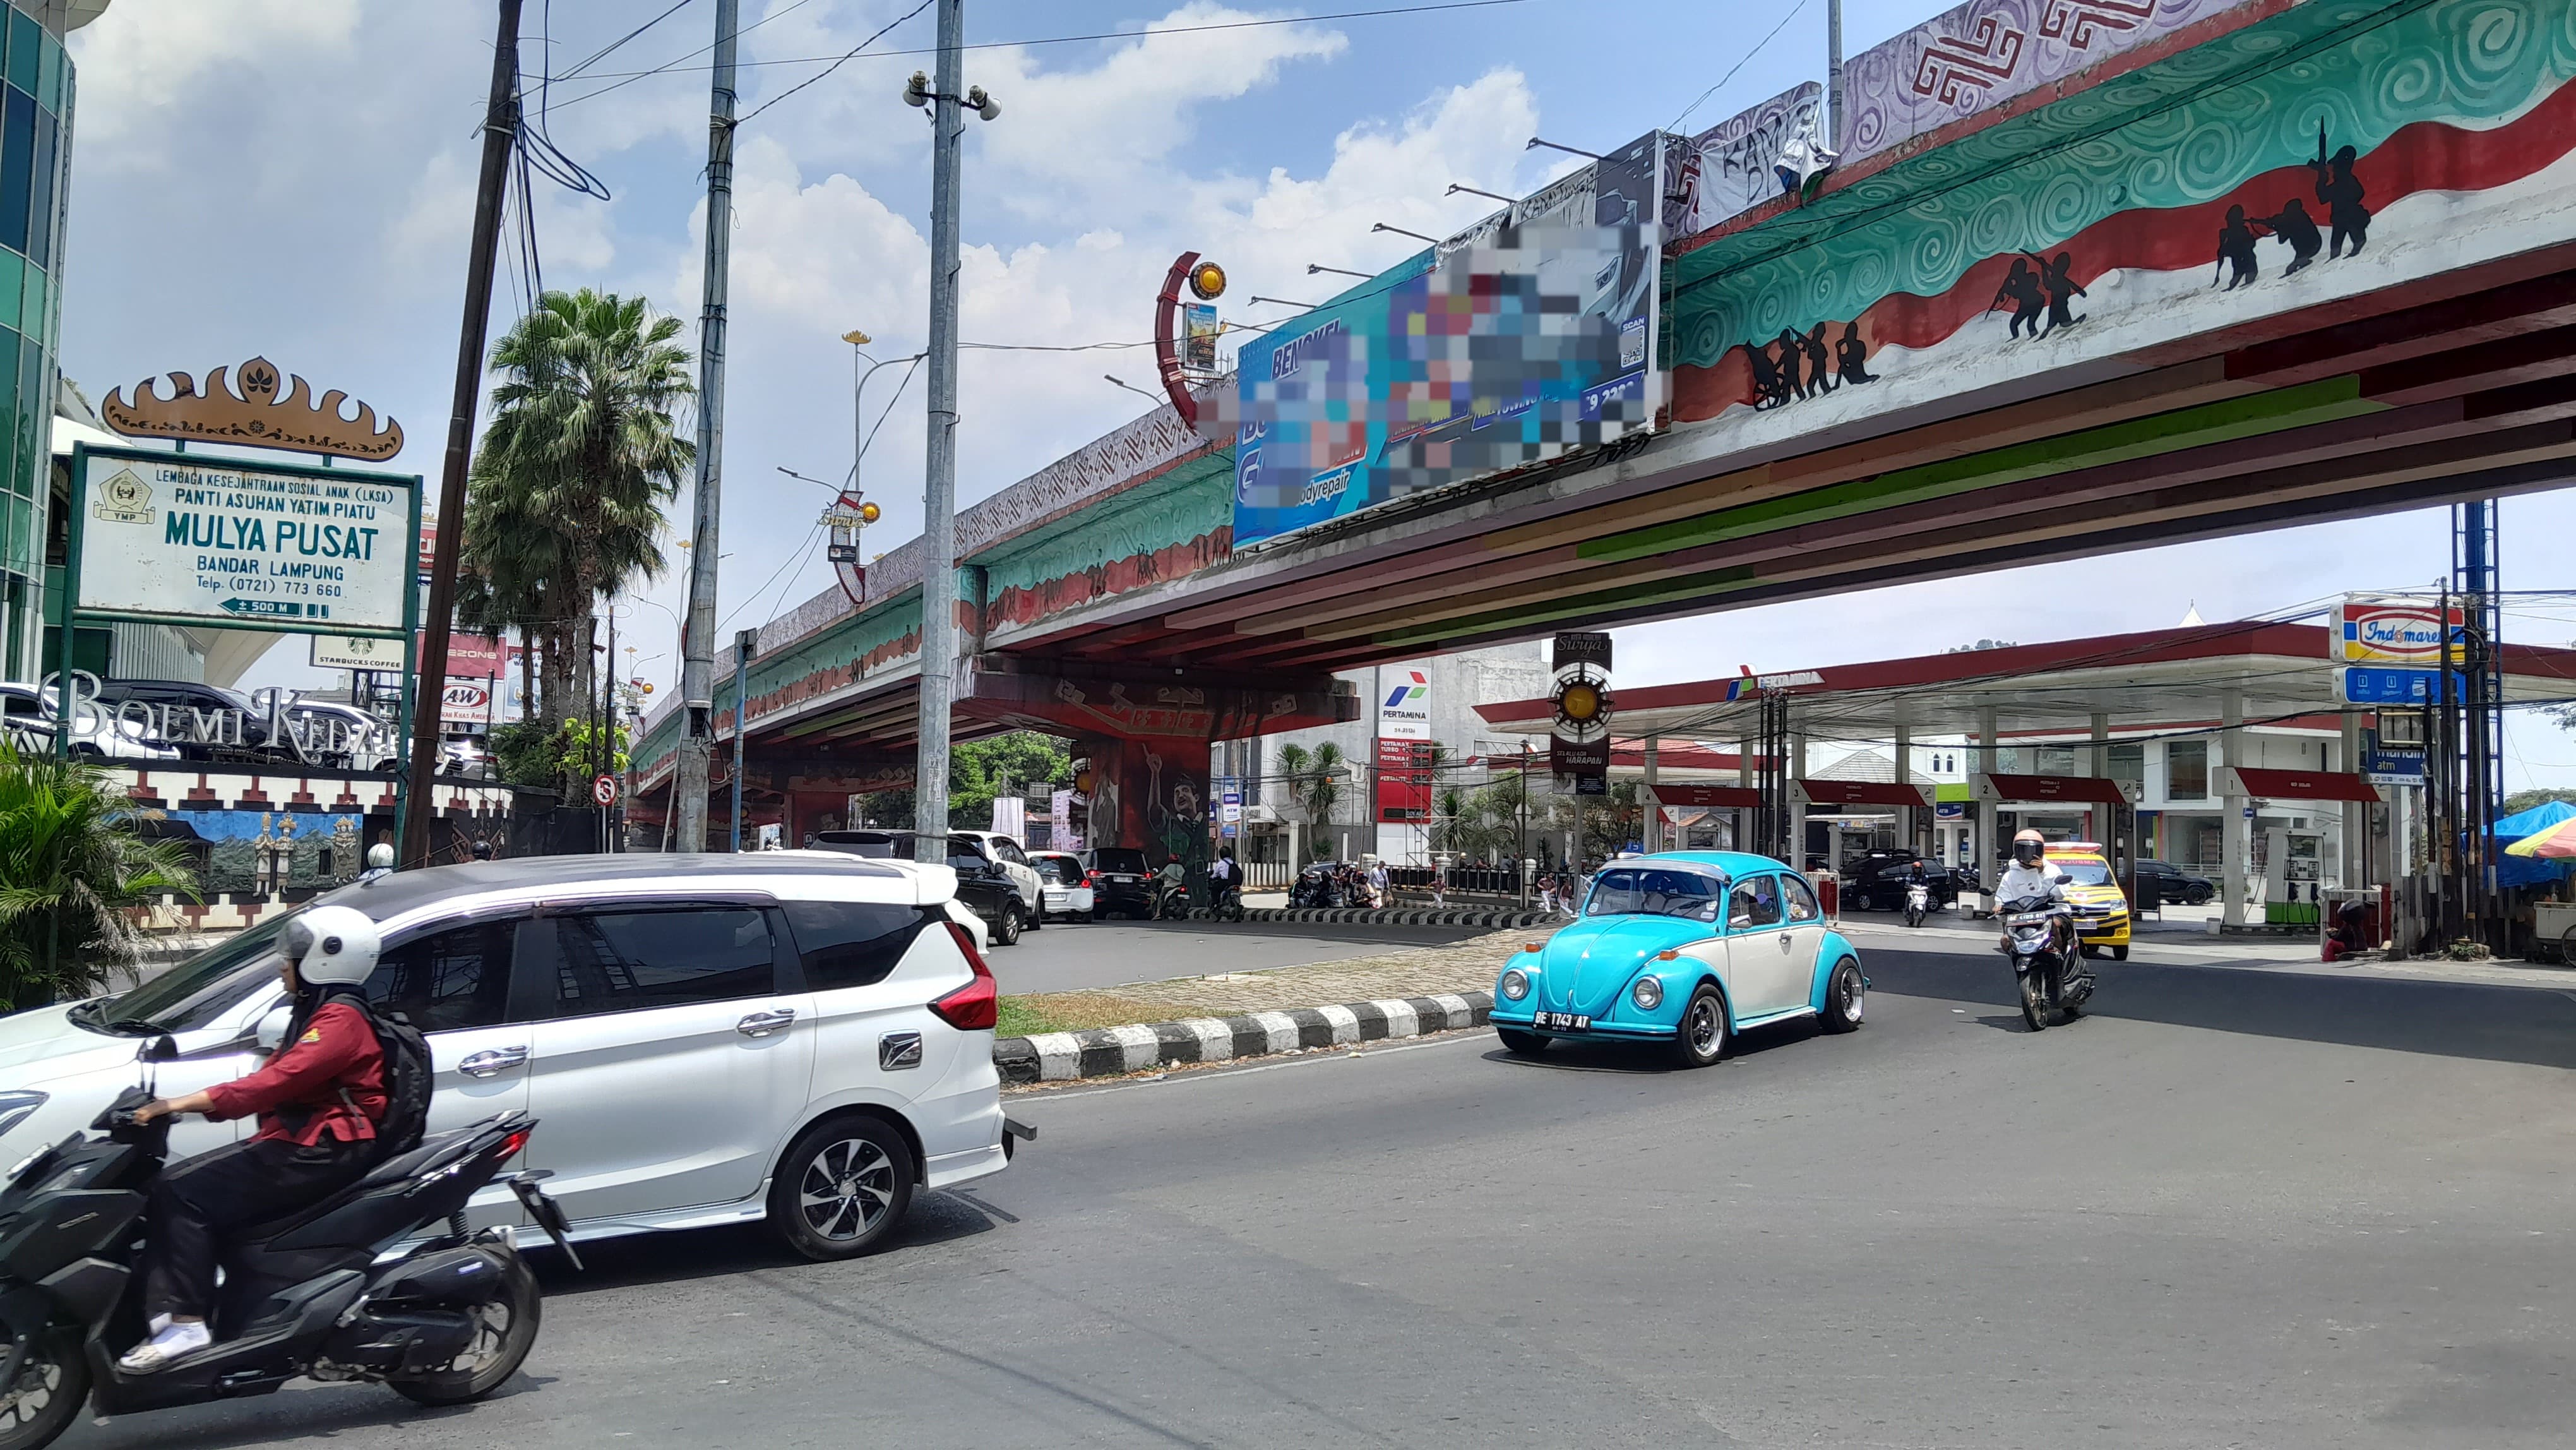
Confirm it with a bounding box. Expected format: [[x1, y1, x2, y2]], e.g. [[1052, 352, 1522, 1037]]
[[1841, 851, 1962, 912], [808, 830, 1029, 945], [1076, 846, 1156, 920], [2133, 859, 2215, 906]]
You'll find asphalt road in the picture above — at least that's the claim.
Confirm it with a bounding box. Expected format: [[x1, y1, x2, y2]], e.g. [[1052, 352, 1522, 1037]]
[[59, 937, 2576, 1449], [990, 917, 1485, 995]]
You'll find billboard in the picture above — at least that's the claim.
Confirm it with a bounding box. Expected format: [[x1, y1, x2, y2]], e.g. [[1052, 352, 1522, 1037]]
[[1225, 130, 1669, 549], [1378, 664, 1431, 741], [1376, 737, 1433, 823], [311, 631, 503, 676], [2333, 597, 2465, 666], [75, 445, 419, 635], [1674, 82, 1823, 237]]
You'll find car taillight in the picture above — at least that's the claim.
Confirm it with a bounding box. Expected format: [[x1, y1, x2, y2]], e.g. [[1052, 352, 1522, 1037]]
[[1085, 870, 1102, 887], [931, 921, 999, 1031]]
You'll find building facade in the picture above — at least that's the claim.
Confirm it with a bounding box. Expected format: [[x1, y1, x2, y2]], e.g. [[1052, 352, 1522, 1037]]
[[0, 0, 96, 679]]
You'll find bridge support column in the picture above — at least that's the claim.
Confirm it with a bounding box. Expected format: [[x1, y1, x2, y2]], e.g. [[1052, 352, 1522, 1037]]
[[1976, 705, 2000, 914], [1073, 734, 1212, 882], [1893, 719, 1914, 856], [1736, 733, 1754, 851], [1642, 738, 1661, 853]]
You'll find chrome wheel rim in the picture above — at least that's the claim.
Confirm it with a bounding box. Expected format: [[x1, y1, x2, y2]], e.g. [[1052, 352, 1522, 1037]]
[[0, 1350, 59, 1427], [798, 1137, 895, 1242], [1837, 969, 1864, 1022], [444, 1297, 516, 1375], [1684, 996, 1720, 1054]]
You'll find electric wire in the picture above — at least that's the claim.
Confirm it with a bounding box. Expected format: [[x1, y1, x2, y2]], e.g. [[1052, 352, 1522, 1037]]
[[738, 0, 935, 128], [1667, 0, 1812, 133]]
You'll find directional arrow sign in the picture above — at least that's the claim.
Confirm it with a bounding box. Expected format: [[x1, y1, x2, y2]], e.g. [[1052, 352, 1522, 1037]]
[[220, 598, 313, 619]]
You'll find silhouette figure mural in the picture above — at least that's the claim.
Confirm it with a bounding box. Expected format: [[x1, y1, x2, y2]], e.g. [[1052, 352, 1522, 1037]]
[[1741, 317, 1872, 409], [2258, 197, 2323, 275], [2308, 127, 2370, 258], [1991, 258, 2046, 337], [2029, 251, 2086, 334], [1774, 327, 1813, 398], [1835, 322, 1875, 385], [1746, 339, 1792, 409], [2214, 203, 2262, 289]]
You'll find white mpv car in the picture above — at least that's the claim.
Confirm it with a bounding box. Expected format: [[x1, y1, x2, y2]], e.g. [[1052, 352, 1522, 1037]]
[[0, 853, 1017, 1260]]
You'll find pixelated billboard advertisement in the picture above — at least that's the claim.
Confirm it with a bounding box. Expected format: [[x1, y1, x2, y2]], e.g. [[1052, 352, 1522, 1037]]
[[1224, 131, 1667, 549]]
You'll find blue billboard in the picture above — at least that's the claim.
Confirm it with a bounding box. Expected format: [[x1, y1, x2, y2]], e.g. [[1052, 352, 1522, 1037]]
[[1225, 131, 1670, 550]]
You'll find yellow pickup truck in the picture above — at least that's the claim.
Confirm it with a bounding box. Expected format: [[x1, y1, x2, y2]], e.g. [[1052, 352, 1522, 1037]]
[[2045, 843, 2131, 961]]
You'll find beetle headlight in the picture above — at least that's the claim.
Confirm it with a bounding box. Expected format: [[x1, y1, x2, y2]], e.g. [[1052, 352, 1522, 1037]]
[[1631, 976, 1663, 1010], [0, 1091, 48, 1140], [1500, 969, 1529, 1001]]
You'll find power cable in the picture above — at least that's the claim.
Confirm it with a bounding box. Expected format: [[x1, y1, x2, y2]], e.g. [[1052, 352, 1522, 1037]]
[[1667, 0, 1811, 133], [738, 0, 934, 128]]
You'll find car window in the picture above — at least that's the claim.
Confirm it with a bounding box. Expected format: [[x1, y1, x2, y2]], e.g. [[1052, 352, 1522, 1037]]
[[1088, 848, 1148, 874], [1584, 866, 1723, 921], [1729, 877, 1783, 930], [366, 918, 523, 1032], [92, 912, 297, 1034], [946, 837, 991, 872], [1035, 856, 1083, 885], [2050, 858, 2114, 886], [538, 908, 778, 1017], [779, 901, 933, 992], [1781, 875, 1821, 923], [991, 837, 1030, 866]]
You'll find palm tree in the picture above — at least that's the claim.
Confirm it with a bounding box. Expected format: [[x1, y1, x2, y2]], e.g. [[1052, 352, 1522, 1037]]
[[1274, 742, 1347, 860], [0, 740, 198, 1010], [460, 289, 695, 733]]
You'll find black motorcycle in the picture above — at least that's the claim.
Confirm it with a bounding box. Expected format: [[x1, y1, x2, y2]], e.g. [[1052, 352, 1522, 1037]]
[[1287, 866, 1340, 909], [0, 1039, 579, 1450], [1997, 893, 2093, 1031], [1210, 880, 1244, 922], [1151, 877, 1191, 920]]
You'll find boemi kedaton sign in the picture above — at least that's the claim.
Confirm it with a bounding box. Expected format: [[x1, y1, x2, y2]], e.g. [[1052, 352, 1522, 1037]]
[[72, 443, 421, 635]]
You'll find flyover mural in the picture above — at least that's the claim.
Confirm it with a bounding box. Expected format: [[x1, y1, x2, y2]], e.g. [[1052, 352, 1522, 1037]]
[[1670, 0, 2576, 418]]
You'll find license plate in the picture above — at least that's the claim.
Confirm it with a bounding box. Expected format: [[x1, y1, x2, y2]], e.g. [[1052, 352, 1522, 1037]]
[[1533, 1011, 1591, 1031]]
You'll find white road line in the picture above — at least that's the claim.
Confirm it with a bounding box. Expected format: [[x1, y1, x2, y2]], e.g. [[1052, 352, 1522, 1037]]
[[1018, 1031, 1488, 1103]]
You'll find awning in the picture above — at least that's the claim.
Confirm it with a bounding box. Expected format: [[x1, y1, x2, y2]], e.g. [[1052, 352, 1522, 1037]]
[[1798, 779, 1934, 808], [2217, 767, 2382, 803], [1975, 773, 2130, 805], [1646, 783, 1762, 808]]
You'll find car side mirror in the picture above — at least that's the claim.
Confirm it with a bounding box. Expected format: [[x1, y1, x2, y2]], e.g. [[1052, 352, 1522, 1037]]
[[141, 1034, 180, 1064], [1730, 915, 1752, 931], [254, 1003, 295, 1053]]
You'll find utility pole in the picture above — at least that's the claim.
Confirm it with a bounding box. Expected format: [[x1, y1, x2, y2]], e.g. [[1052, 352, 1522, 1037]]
[[1827, 0, 1845, 152], [913, 0, 967, 862], [731, 627, 757, 851], [672, 0, 739, 855], [401, 0, 522, 870]]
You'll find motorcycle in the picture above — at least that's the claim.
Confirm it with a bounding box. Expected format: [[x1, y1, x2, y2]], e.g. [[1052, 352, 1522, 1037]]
[[1997, 893, 2092, 1031], [0, 1036, 579, 1449], [1210, 880, 1245, 922], [1151, 877, 1191, 920], [1287, 866, 1339, 909], [1903, 880, 1930, 928]]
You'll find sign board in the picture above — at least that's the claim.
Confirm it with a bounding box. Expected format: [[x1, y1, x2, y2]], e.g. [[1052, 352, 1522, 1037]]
[[1375, 738, 1432, 823], [1798, 779, 1935, 808], [310, 633, 405, 672], [2361, 745, 2425, 782], [1645, 782, 1760, 808], [592, 774, 618, 806], [438, 679, 494, 724], [1225, 130, 1667, 549], [1377, 665, 1431, 741], [1220, 788, 1243, 825], [2335, 666, 2469, 705], [2217, 767, 2383, 803], [73, 444, 419, 635], [1550, 632, 1613, 780], [1973, 773, 2127, 805], [2333, 597, 2465, 666]]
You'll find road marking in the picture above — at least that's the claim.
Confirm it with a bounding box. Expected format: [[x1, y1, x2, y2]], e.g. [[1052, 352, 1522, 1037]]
[[1018, 1031, 1486, 1102]]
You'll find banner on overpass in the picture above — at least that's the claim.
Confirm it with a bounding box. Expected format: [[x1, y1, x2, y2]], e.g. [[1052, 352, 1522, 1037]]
[[1223, 131, 1670, 549]]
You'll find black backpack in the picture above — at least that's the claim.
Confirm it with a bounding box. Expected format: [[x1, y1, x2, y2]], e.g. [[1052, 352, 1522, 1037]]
[[333, 992, 433, 1159]]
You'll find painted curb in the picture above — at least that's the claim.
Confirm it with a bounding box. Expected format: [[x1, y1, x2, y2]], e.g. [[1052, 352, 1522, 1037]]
[[994, 990, 1497, 1084], [1183, 906, 1555, 928]]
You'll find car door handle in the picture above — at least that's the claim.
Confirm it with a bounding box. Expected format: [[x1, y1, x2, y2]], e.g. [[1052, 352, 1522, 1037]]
[[737, 1007, 798, 1038], [1779, 933, 1794, 947], [457, 1046, 528, 1078]]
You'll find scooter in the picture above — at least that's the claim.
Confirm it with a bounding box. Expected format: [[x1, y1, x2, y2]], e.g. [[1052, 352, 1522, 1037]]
[[1151, 878, 1191, 920], [1210, 880, 1244, 922], [1903, 880, 1930, 928], [0, 1036, 580, 1450], [1997, 894, 2093, 1031]]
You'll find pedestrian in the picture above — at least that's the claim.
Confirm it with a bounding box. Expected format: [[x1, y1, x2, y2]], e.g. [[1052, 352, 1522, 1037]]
[[1538, 872, 1558, 915]]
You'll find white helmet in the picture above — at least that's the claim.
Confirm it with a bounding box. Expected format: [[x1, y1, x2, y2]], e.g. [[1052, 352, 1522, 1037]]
[[282, 904, 381, 987], [366, 842, 395, 870]]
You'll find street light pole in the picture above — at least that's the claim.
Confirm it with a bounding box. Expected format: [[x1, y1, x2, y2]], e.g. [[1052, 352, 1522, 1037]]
[[673, 0, 739, 855], [913, 0, 967, 862]]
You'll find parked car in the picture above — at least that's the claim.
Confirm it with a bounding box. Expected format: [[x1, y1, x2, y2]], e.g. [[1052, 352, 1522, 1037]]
[[1489, 851, 1866, 1067], [1840, 851, 1962, 912], [1076, 845, 1157, 919], [1028, 849, 1095, 922], [282, 698, 400, 769], [0, 683, 181, 762], [0, 853, 1018, 1259], [809, 829, 1030, 944], [948, 830, 1045, 930], [2133, 858, 2215, 906]]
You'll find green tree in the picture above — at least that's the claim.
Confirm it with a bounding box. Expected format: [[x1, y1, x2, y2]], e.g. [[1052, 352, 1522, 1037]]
[[0, 740, 198, 1010], [2504, 787, 2576, 817], [948, 733, 1071, 828], [458, 289, 694, 735], [1275, 741, 1347, 851]]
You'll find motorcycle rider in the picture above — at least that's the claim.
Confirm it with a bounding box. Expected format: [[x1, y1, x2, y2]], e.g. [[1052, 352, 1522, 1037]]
[[1208, 848, 1241, 913], [117, 906, 390, 1372], [1155, 853, 1188, 916], [1993, 829, 2072, 947]]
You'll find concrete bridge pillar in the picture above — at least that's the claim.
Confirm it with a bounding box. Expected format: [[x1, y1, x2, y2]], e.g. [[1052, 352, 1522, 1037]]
[[1073, 734, 1213, 881], [2222, 692, 2248, 928]]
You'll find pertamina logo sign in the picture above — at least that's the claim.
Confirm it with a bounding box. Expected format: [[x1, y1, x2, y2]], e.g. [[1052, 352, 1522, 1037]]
[[2334, 599, 2463, 666]]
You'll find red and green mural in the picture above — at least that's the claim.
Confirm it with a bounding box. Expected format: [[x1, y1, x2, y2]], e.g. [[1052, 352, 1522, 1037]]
[[1670, 0, 2576, 418]]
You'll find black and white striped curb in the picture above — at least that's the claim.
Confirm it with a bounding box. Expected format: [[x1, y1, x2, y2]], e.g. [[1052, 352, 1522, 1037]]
[[1183, 906, 1555, 928], [994, 990, 1497, 1084]]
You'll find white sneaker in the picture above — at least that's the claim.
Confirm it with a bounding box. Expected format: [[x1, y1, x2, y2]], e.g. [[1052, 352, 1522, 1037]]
[[116, 1321, 211, 1373]]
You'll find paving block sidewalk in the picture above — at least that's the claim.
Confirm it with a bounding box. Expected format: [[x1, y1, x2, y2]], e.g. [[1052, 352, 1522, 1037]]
[[994, 926, 1539, 1084]]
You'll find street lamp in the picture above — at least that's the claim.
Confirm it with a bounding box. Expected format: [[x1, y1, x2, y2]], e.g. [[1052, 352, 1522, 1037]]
[[1526, 136, 1601, 160], [1307, 263, 1369, 280], [1247, 295, 1319, 311], [1371, 221, 1439, 245], [1104, 374, 1163, 405], [1446, 181, 1516, 204]]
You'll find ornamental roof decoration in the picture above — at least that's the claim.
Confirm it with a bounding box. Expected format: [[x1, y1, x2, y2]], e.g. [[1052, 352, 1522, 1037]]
[[101, 356, 404, 461]]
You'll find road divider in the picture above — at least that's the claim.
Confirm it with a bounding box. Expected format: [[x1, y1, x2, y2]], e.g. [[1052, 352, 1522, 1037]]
[[995, 991, 1496, 1084], [1188, 906, 1553, 927]]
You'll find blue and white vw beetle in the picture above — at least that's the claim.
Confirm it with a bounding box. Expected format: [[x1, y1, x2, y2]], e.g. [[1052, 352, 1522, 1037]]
[[1489, 852, 1866, 1067]]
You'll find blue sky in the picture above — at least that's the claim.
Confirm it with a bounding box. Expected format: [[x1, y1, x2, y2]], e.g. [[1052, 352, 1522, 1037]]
[[57, 1, 2576, 787]]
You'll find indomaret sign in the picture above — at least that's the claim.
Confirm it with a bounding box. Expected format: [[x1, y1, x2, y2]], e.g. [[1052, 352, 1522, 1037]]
[[74, 446, 419, 635]]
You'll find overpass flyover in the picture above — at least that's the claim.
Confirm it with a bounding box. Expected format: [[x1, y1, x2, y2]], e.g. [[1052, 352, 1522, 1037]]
[[638, 0, 2576, 858]]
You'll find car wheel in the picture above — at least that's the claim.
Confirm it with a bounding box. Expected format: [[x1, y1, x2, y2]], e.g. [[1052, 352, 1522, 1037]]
[[2111, 945, 2129, 961], [1668, 983, 1728, 1069], [995, 902, 1023, 946], [1496, 1027, 1549, 1057], [768, 1115, 917, 1262], [1818, 958, 1863, 1034], [2186, 886, 2213, 906]]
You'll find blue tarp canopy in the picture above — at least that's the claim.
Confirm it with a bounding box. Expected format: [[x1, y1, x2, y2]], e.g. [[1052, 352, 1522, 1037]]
[[2492, 800, 2576, 890]]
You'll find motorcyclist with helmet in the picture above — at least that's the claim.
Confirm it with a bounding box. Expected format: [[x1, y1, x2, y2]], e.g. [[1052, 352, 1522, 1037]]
[[1993, 829, 2073, 949], [116, 906, 390, 1372]]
